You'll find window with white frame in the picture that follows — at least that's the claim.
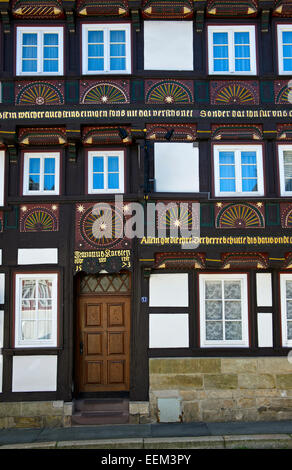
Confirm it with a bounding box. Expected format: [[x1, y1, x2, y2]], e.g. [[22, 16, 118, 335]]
[[213, 145, 264, 197], [199, 273, 249, 347], [154, 142, 199, 192], [208, 25, 256, 75], [14, 273, 58, 348], [278, 145, 292, 195], [82, 23, 131, 74], [277, 25, 292, 74], [0, 151, 4, 206], [16, 27, 63, 76], [23, 152, 60, 196], [280, 274, 292, 347], [88, 150, 124, 194]]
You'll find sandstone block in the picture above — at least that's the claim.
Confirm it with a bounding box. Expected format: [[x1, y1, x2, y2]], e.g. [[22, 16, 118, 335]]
[[204, 374, 238, 389]]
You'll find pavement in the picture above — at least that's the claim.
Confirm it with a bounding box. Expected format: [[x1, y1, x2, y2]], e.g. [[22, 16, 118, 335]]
[[1, 420, 292, 449]]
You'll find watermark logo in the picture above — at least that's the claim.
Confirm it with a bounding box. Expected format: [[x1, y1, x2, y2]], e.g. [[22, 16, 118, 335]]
[[90, 195, 200, 249]]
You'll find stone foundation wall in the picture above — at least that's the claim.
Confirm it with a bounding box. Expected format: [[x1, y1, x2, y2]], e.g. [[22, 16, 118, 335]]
[[149, 357, 292, 422], [0, 401, 72, 429]]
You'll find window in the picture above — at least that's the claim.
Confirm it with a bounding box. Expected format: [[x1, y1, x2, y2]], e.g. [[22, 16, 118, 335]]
[[87, 150, 124, 194], [278, 145, 292, 195], [154, 142, 199, 192], [208, 25, 256, 75], [277, 25, 292, 74], [0, 151, 4, 206], [280, 274, 292, 347], [82, 23, 131, 74], [213, 144, 264, 197], [144, 21, 193, 71], [14, 273, 58, 348], [16, 27, 63, 76], [199, 273, 249, 347], [23, 152, 60, 196]]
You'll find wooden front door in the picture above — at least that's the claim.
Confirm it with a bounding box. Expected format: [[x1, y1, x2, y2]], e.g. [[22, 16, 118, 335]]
[[76, 295, 131, 392]]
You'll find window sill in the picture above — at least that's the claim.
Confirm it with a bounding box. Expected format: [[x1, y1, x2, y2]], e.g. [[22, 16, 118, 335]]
[[2, 347, 63, 356]]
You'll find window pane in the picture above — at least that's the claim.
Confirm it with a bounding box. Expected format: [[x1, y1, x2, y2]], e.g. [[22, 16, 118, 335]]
[[93, 173, 104, 189], [213, 59, 229, 71], [88, 58, 104, 71], [241, 152, 257, 164], [44, 158, 55, 174], [225, 301, 242, 320], [205, 281, 222, 299], [88, 44, 104, 57], [93, 156, 104, 172], [22, 47, 37, 59], [29, 158, 40, 173], [283, 59, 292, 71], [44, 34, 58, 46], [88, 30, 103, 43], [213, 46, 228, 58], [283, 45, 292, 57], [44, 47, 59, 59], [288, 322, 292, 340], [29, 175, 40, 190], [235, 45, 250, 58], [22, 60, 37, 72], [224, 281, 241, 299], [234, 32, 250, 45], [242, 179, 258, 192], [23, 33, 37, 45], [286, 300, 292, 319], [284, 150, 292, 190], [44, 175, 55, 191], [110, 57, 126, 70], [286, 280, 292, 298], [22, 279, 36, 298], [225, 321, 242, 340], [110, 44, 126, 57], [283, 31, 292, 44], [213, 32, 228, 44], [43, 60, 59, 72], [219, 152, 235, 164], [205, 300, 222, 320], [110, 30, 126, 43], [108, 173, 119, 189], [219, 165, 235, 177], [242, 165, 257, 178], [206, 321, 223, 341], [108, 156, 119, 172], [38, 280, 52, 298], [235, 59, 251, 71], [220, 179, 236, 191]]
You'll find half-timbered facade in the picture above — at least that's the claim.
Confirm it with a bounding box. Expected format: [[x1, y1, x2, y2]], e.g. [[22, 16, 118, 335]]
[[1, 0, 292, 427]]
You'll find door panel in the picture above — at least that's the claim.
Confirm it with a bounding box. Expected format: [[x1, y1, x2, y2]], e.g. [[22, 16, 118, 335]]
[[77, 295, 130, 392]]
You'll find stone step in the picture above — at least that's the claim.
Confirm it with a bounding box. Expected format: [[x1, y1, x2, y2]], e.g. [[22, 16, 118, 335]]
[[74, 398, 129, 413], [71, 411, 129, 426]]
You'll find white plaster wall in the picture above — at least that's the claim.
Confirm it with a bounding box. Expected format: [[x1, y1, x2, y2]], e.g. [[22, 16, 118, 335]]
[[144, 21, 193, 70], [18, 248, 58, 265], [149, 273, 189, 307], [257, 312, 273, 347], [256, 273, 272, 307], [12, 355, 58, 392], [154, 143, 199, 193], [0, 274, 4, 304], [149, 314, 189, 348]]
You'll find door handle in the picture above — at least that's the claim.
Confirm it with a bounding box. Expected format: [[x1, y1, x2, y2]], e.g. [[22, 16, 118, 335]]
[[80, 341, 83, 355]]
